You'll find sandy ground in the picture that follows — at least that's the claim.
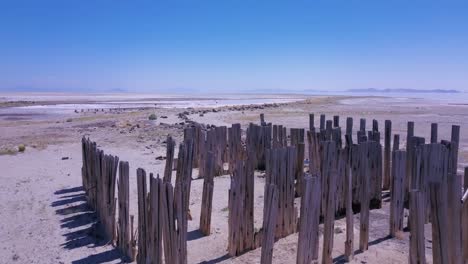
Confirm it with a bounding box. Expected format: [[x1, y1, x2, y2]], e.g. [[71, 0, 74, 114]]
[[1, 94, 467, 264]]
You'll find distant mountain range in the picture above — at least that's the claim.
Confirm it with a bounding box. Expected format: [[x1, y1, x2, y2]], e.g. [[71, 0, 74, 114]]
[[346, 88, 461, 93]]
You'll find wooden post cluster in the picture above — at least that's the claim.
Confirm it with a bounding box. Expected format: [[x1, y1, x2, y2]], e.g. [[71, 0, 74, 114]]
[[272, 124, 287, 148], [81, 137, 118, 243], [227, 123, 255, 256], [296, 176, 321, 264], [265, 146, 298, 239], [247, 123, 272, 170], [81, 115, 465, 264], [291, 128, 305, 196], [136, 138, 193, 264]]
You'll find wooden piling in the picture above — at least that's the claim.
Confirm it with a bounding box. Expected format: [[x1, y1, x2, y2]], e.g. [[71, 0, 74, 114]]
[[431, 123, 438, 143], [390, 150, 406, 237], [344, 143, 354, 261], [360, 118, 366, 132], [383, 120, 392, 190], [164, 135, 175, 183], [333, 115, 340, 127], [429, 182, 450, 264], [309, 114, 315, 131], [393, 134, 400, 151], [409, 190, 426, 264], [161, 181, 178, 264], [320, 114, 326, 130], [136, 168, 148, 264], [117, 161, 136, 261], [463, 167, 468, 262], [200, 151, 215, 235], [260, 184, 279, 264], [359, 142, 370, 251], [148, 174, 163, 264], [322, 141, 337, 264], [297, 176, 321, 264]]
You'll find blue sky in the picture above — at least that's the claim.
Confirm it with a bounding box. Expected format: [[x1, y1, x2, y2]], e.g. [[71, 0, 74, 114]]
[[0, 1, 467, 93]]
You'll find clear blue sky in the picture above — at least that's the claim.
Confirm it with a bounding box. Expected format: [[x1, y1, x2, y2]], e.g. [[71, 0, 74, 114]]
[[1, 1, 467, 93]]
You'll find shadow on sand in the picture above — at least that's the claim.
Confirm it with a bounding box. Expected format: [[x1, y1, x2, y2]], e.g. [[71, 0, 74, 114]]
[[53, 186, 125, 263]]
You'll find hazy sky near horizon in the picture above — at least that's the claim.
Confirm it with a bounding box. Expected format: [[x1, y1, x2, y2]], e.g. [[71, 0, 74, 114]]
[[1, 1, 467, 92]]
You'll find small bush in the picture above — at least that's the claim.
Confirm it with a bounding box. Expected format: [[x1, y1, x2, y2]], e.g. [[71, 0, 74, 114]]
[[148, 113, 157, 120], [18, 144, 26, 152], [66, 118, 73, 122]]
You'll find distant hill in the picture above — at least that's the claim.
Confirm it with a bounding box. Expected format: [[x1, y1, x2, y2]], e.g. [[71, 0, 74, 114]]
[[347, 88, 461, 93]]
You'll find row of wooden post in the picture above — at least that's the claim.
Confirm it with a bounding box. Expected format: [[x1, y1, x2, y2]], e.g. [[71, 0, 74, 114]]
[[81, 137, 136, 261], [82, 113, 466, 264]]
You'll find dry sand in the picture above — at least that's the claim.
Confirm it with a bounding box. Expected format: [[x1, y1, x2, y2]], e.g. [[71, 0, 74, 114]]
[[1, 94, 467, 264]]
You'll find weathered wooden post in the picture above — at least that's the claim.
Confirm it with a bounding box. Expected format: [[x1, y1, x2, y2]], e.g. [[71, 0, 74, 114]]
[[393, 134, 400, 151], [430, 181, 450, 264], [148, 174, 163, 263], [406, 121, 414, 148], [333, 115, 339, 127], [309, 114, 315, 131], [228, 149, 255, 256], [99, 153, 119, 242], [164, 135, 175, 182], [409, 190, 426, 264], [136, 168, 148, 264], [447, 125, 462, 264], [383, 120, 392, 190], [431, 123, 438, 143], [428, 144, 450, 264], [322, 141, 337, 264], [390, 150, 406, 237], [260, 113, 266, 126], [463, 167, 468, 262], [359, 142, 370, 251], [360, 118, 366, 132], [161, 181, 178, 264], [117, 161, 136, 261], [200, 151, 215, 235], [260, 184, 279, 264], [325, 120, 333, 141], [291, 128, 305, 196], [344, 135, 354, 262], [297, 176, 321, 264], [174, 140, 194, 264], [320, 114, 326, 130]]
